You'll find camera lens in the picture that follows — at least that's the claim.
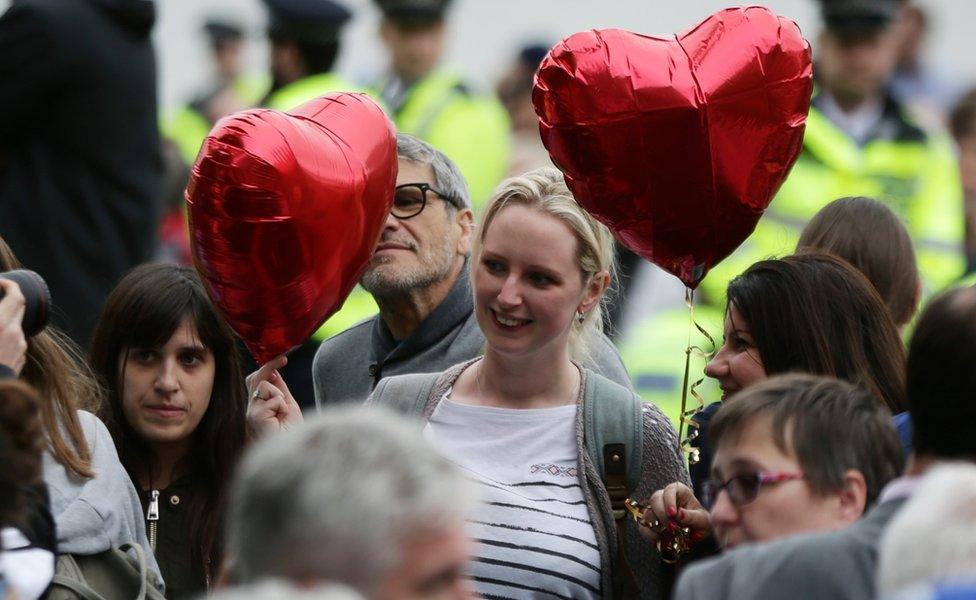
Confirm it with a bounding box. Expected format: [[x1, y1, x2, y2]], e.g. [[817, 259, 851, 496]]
[[0, 269, 51, 337]]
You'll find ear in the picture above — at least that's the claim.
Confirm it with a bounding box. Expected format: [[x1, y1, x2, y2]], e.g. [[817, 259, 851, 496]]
[[836, 469, 868, 524], [455, 208, 474, 257], [578, 270, 611, 316]]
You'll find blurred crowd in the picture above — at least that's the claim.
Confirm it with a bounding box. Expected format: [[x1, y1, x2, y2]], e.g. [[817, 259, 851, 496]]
[[2, 0, 976, 599]]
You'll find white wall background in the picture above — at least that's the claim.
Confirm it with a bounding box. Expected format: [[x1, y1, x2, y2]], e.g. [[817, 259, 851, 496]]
[[155, 0, 976, 109]]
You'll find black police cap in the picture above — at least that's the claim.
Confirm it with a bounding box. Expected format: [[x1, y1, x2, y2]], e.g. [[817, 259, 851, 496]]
[[819, 0, 904, 32], [518, 44, 550, 69], [374, 0, 452, 23], [263, 0, 352, 44]]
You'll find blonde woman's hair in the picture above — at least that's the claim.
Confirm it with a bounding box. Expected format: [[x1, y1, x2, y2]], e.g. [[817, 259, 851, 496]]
[[473, 167, 616, 360]]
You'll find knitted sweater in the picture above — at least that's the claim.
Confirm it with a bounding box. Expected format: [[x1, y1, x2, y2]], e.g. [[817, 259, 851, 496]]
[[368, 358, 690, 599]]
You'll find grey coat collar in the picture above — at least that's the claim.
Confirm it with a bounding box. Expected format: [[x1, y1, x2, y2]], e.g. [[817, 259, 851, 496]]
[[371, 264, 474, 364]]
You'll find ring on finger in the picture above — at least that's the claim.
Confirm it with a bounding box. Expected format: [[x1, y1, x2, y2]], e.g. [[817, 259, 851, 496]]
[[251, 388, 263, 401]]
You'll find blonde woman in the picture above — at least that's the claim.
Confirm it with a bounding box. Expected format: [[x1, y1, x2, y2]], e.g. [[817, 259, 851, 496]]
[[368, 168, 687, 599], [245, 168, 688, 597]]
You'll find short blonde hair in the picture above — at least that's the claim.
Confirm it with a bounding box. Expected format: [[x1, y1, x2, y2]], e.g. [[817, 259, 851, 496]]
[[473, 167, 616, 359]]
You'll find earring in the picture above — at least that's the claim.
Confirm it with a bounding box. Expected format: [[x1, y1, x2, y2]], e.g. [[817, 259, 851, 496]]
[[577, 310, 585, 324]]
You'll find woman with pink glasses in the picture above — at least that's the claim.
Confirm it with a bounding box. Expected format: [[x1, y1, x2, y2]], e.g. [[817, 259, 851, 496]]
[[652, 374, 903, 551]]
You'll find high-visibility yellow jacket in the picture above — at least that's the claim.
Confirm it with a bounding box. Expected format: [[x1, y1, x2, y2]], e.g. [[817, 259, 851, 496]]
[[618, 304, 724, 430], [163, 74, 271, 165], [701, 94, 965, 303], [311, 285, 379, 342], [375, 68, 510, 212], [265, 72, 367, 111]]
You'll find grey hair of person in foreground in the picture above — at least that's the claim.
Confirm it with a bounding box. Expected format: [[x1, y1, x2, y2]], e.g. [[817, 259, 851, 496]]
[[396, 133, 471, 210], [877, 463, 976, 595], [206, 579, 364, 600], [225, 406, 475, 593]]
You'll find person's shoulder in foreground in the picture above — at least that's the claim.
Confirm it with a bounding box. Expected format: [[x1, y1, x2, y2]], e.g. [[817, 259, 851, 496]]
[[674, 498, 906, 600]]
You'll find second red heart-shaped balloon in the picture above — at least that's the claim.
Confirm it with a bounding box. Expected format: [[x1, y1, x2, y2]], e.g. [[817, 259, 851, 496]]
[[533, 6, 813, 288], [187, 93, 397, 363]]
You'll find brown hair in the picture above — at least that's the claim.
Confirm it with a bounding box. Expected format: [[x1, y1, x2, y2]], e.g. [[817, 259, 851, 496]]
[[727, 253, 907, 413], [906, 286, 976, 461], [798, 196, 920, 327], [0, 237, 100, 479], [710, 374, 904, 507], [0, 380, 45, 526], [90, 263, 247, 582]]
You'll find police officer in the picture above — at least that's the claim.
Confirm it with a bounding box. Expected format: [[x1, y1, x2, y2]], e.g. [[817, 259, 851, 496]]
[[702, 0, 964, 303], [262, 0, 363, 110], [165, 19, 269, 165], [372, 0, 510, 210]]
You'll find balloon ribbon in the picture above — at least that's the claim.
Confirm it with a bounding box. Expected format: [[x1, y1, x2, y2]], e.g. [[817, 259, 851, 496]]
[[678, 287, 716, 465]]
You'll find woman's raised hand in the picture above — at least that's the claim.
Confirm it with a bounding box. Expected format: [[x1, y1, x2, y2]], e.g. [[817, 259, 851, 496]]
[[638, 482, 711, 545], [245, 355, 303, 440]]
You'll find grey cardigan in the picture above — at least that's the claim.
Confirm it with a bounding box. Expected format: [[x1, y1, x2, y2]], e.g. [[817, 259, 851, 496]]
[[368, 359, 689, 599]]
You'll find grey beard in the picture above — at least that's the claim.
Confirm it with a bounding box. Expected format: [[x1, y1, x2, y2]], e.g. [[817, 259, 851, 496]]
[[360, 248, 456, 300]]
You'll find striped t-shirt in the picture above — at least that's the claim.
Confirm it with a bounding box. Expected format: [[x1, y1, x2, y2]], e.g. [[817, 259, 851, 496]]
[[424, 395, 602, 599]]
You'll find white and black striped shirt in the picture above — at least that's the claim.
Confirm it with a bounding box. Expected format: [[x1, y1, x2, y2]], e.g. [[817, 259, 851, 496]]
[[425, 396, 602, 600]]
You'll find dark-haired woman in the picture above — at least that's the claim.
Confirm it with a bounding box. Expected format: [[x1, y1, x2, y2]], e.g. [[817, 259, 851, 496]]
[[689, 252, 906, 489], [704, 253, 906, 412], [90, 263, 248, 599], [643, 253, 907, 552]]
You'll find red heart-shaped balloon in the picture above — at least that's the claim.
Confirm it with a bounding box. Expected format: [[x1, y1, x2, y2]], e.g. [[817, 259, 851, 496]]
[[533, 6, 812, 288], [186, 93, 397, 363]]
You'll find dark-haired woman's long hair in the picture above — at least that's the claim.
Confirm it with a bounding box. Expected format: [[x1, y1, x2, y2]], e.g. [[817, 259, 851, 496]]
[[727, 253, 907, 413], [88, 263, 247, 582]]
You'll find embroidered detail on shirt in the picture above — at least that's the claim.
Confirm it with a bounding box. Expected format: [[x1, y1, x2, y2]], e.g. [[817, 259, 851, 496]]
[[530, 463, 578, 478]]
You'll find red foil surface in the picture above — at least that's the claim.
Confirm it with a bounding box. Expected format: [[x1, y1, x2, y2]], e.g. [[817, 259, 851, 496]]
[[533, 6, 813, 288], [187, 93, 397, 363]]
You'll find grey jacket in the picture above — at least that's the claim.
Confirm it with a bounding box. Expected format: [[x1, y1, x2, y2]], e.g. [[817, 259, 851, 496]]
[[674, 497, 909, 600], [368, 359, 689, 599], [313, 269, 633, 407], [43, 410, 161, 582]]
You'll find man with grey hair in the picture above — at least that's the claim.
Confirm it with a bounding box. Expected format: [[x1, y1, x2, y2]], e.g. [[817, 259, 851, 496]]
[[312, 133, 631, 406], [225, 406, 475, 599]]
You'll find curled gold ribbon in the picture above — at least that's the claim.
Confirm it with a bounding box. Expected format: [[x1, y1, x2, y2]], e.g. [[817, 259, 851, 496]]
[[677, 287, 716, 465]]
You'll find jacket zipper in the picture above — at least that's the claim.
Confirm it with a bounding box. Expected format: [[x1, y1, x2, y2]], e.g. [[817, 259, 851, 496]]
[[147, 489, 159, 550]]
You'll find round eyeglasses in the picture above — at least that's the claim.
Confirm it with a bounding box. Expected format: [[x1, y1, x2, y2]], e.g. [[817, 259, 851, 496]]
[[391, 183, 454, 220], [702, 471, 804, 508]]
